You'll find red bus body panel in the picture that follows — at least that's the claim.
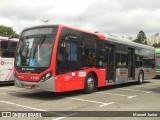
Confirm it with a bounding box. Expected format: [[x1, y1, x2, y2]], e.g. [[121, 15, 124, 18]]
[[14, 24, 156, 93]]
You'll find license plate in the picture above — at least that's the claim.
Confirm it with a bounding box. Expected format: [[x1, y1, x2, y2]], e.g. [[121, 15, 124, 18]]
[[24, 85, 32, 89]]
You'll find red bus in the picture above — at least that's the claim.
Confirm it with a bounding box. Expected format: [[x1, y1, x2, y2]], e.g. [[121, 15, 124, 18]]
[[14, 25, 156, 93]]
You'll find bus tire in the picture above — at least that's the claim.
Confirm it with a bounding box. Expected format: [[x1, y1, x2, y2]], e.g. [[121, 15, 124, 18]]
[[84, 73, 96, 94], [138, 71, 143, 84]]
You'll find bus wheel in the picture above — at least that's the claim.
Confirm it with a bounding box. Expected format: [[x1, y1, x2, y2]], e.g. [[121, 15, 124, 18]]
[[84, 73, 96, 94], [138, 71, 143, 84]]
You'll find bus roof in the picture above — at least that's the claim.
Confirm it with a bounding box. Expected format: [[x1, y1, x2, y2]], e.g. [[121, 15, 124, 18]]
[[21, 24, 106, 40], [0, 36, 19, 42], [21, 24, 154, 50], [104, 34, 154, 50]]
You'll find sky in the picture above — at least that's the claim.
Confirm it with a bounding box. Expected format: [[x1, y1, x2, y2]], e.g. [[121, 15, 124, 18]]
[[0, 0, 160, 38]]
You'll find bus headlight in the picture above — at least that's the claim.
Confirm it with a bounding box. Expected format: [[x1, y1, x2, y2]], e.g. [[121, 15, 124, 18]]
[[41, 72, 52, 82]]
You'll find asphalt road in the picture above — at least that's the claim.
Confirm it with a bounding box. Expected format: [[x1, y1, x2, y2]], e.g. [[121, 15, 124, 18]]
[[0, 79, 160, 120]]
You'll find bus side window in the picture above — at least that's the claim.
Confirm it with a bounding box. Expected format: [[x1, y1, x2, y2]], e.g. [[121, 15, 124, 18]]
[[57, 41, 70, 61], [56, 41, 69, 74], [56, 40, 79, 74], [97, 41, 106, 68], [1, 41, 9, 50], [10, 42, 17, 50], [116, 53, 127, 68], [68, 42, 78, 61], [68, 41, 80, 71], [81, 37, 96, 67]]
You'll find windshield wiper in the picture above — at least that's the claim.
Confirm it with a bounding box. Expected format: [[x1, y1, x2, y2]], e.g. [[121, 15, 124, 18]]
[[32, 35, 46, 58]]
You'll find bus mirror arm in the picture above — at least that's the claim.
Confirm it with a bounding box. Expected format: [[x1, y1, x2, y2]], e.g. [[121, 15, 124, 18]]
[[65, 36, 78, 41], [65, 36, 69, 41]]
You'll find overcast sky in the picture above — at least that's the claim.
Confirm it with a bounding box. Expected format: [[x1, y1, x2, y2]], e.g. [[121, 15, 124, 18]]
[[0, 0, 160, 37]]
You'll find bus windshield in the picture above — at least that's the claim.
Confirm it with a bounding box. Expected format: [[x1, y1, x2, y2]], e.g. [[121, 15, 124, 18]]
[[15, 35, 55, 67]]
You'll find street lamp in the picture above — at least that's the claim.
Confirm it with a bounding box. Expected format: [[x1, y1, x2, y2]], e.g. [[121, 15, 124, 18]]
[[42, 20, 49, 24]]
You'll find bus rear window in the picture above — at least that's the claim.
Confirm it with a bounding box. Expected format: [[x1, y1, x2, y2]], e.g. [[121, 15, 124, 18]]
[[1, 51, 15, 58], [1, 41, 8, 50], [10, 42, 17, 50]]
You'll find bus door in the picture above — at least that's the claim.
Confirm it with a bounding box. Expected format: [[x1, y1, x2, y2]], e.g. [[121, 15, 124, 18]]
[[128, 48, 135, 80], [57, 34, 81, 91], [106, 44, 115, 83]]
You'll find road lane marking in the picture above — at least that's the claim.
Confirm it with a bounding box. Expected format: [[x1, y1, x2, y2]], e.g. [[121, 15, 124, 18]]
[[127, 95, 137, 99], [97, 92, 137, 99], [0, 90, 38, 95], [0, 100, 47, 111], [52, 113, 78, 120], [0, 88, 17, 91], [146, 84, 160, 86], [0, 92, 18, 95], [0, 100, 77, 117], [135, 86, 157, 89], [100, 102, 115, 107], [70, 97, 115, 107], [118, 88, 152, 93]]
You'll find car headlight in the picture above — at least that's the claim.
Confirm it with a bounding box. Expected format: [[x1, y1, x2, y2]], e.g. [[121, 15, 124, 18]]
[[41, 72, 52, 82]]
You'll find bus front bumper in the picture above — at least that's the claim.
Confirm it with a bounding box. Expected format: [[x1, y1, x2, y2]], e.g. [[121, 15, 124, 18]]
[[14, 77, 56, 92]]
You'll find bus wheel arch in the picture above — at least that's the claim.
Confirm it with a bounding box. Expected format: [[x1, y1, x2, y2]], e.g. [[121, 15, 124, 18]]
[[84, 72, 98, 94], [138, 70, 144, 84]]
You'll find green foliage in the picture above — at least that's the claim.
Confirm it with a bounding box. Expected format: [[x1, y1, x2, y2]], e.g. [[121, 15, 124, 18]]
[[0, 25, 19, 38], [153, 42, 160, 48], [134, 30, 147, 45]]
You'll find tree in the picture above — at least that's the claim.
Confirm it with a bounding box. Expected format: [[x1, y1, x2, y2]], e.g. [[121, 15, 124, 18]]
[[153, 42, 160, 48], [0, 25, 19, 38], [134, 30, 147, 45], [128, 36, 133, 41]]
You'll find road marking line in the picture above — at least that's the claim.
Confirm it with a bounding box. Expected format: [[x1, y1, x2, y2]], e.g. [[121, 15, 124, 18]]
[[97, 92, 137, 99], [0, 88, 17, 91], [98, 92, 126, 97], [52, 113, 78, 120], [118, 88, 152, 93], [146, 84, 160, 86], [70, 97, 115, 107], [0, 100, 75, 117], [0, 90, 37, 95], [53, 117, 66, 120], [0, 100, 48, 111], [135, 86, 158, 89], [127, 95, 137, 99], [100, 102, 115, 107], [0, 92, 18, 95]]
